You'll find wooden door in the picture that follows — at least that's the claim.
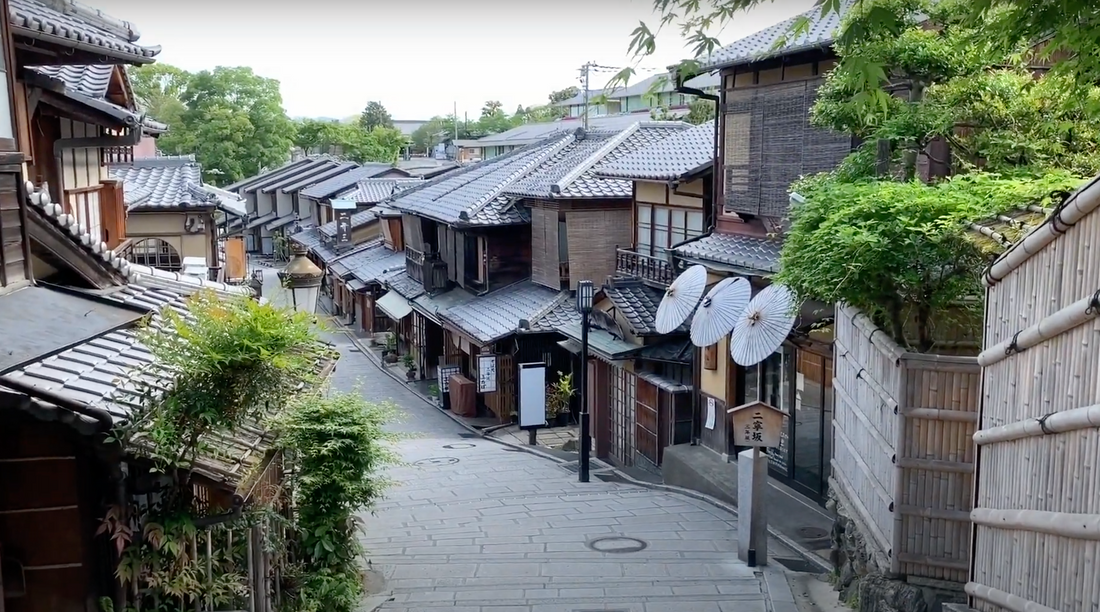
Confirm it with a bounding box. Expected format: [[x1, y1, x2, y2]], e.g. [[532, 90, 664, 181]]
[[635, 377, 659, 468], [98, 180, 125, 248], [610, 367, 636, 466], [497, 353, 515, 422], [224, 236, 246, 280]]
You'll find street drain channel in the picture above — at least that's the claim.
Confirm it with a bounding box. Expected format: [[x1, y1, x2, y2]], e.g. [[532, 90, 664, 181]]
[[442, 443, 476, 450], [775, 556, 827, 573], [797, 526, 829, 539], [585, 536, 648, 554], [413, 457, 459, 467]]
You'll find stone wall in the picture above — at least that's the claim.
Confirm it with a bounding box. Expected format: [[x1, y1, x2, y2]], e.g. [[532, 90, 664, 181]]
[[829, 486, 967, 612]]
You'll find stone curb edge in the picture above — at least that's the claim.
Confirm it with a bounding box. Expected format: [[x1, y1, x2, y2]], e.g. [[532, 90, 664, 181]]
[[338, 325, 830, 577]]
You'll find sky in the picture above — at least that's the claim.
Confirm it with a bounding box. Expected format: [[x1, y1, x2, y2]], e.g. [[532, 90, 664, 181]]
[[92, 0, 816, 122]]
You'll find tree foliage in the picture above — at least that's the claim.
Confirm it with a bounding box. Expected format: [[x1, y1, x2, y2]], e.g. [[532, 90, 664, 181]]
[[358, 101, 394, 131], [685, 98, 716, 125], [275, 389, 399, 612], [130, 64, 296, 186], [295, 118, 406, 164], [776, 172, 1085, 351]]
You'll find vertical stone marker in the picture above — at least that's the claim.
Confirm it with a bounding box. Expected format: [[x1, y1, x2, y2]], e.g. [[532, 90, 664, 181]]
[[729, 400, 785, 567]]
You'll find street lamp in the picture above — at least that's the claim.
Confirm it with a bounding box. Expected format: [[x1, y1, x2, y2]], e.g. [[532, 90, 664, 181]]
[[278, 243, 323, 315], [576, 280, 595, 483]]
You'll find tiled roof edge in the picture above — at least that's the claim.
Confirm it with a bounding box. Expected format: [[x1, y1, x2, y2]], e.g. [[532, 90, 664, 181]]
[[464, 132, 578, 221]]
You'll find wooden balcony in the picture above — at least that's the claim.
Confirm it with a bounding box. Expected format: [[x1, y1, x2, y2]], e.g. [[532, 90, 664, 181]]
[[616, 247, 674, 287], [406, 247, 448, 293]]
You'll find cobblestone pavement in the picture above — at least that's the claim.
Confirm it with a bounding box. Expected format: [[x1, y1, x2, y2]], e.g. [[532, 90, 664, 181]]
[[256, 265, 798, 612]]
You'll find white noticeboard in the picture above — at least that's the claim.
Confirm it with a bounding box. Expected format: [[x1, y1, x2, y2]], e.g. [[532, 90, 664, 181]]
[[438, 365, 460, 393], [518, 362, 547, 429], [477, 355, 498, 393], [705, 397, 716, 430]]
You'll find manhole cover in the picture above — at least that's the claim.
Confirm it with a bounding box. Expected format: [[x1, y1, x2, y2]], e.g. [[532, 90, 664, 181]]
[[586, 536, 648, 554], [797, 527, 829, 539], [413, 457, 459, 467], [442, 443, 476, 450]]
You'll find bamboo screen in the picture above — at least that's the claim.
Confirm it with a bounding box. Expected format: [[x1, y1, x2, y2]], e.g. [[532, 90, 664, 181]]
[[971, 179, 1100, 612], [833, 305, 979, 584]]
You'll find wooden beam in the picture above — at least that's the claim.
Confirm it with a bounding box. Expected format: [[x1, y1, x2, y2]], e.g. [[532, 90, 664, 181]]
[[25, 206, 124, 288]]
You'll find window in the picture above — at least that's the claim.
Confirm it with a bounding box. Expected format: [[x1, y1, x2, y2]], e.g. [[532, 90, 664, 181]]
[[635, 203, 705, 256]]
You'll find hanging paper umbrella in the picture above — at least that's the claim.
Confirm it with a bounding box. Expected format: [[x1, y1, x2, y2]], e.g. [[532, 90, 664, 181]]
[[730, 284, 797, 366], [690, 277, 751, 347], [655, 264, 708, 335]]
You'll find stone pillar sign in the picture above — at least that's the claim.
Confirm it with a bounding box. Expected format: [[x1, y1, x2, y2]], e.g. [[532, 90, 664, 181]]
[[728, 401, 785, 567]]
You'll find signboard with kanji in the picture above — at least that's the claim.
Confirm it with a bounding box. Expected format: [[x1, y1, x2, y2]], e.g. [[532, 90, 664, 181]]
[[439, 365, 460, 393], [332, 198, 356, 246], [477, 355, 498, 393], [728, 401, 785, 448]]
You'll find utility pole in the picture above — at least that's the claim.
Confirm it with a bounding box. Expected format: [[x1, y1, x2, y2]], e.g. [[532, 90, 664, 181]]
[[453, 101, 458, 140], [580, 61, 595, 131]]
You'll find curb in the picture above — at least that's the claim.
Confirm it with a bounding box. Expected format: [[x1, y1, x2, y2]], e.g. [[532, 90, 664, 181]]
[[337, 323, 829, 576]]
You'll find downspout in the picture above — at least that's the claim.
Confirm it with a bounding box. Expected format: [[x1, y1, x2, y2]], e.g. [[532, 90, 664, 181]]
[[52, 123, 143, 206], [673, 73, 721, 230]]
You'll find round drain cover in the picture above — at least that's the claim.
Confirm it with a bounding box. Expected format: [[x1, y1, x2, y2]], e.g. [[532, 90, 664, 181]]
[[442, 443, 476, 450], [586, 536, 648, 554], [414, 457, 459, 467]]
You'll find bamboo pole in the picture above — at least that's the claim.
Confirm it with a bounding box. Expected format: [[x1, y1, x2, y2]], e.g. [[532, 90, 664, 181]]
[[971, 507, 1100, 540], [979, 289, 1100, 367], [985, 174, 1100, 287], [891, 358, 909, 576], [967, 581, 1062, 612], [974, 403, 1100, 445]]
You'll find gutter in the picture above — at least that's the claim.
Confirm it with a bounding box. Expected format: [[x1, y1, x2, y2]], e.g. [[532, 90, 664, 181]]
[[0, 374, 114, 433]]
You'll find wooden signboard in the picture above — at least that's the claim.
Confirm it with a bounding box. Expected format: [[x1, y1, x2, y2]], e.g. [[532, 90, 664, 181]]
[[225, 236, 246, 281], [477, 355, 498, 393], [728, 401, 785, 448], [439, 365, 460, 393]]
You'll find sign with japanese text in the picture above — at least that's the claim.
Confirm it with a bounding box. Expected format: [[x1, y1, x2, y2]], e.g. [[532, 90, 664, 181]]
[[439, 365, 460, 393], [728, 401, 784, 448], [332, 198, 356, 246], [477, 355, 498, 393]]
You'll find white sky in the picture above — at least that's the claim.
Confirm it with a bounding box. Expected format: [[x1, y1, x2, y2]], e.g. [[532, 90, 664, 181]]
[[92, 0, 815, 121]]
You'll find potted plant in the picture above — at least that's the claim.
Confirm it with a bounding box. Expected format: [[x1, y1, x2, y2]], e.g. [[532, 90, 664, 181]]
[[546, 372, 576, 428], [383, 333, 398, 363], [427, 383, 441, 405], [402, 354, 417, 381]]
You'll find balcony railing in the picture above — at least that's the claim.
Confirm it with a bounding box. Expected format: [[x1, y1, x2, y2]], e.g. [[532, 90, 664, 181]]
[[406, 247, 448, 293], [615, 247, 674, 287]]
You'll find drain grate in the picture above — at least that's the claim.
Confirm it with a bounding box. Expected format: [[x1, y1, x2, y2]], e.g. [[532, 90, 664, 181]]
[[457, 432, 478, 439], [586, 536, 648, 554], [557, 462, 579, 474], [442, 443, 476, 450], [500, 447, 524, 452], [775, 556, 826, 573], [413, 457, 459, 467], [593, 471, 627, 484]]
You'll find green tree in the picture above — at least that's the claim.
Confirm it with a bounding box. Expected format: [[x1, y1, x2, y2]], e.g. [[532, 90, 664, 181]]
[[294, 118, 348, 155], [358, 101, 393, 131], [685, 98, 715, 125], [548, 86, 579, 104], [128, 63, 191, 153], [481, 100, 504, 118]]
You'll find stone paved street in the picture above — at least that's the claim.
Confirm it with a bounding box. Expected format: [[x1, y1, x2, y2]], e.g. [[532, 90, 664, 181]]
[[257, 264, 799, 612]]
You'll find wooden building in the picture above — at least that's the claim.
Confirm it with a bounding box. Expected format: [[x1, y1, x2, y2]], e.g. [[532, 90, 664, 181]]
[[298, 163, 412, 227]]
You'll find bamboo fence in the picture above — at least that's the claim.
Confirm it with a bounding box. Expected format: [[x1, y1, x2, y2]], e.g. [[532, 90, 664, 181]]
[[971, 175, 1100, 612], [832, 304, 980, 584]]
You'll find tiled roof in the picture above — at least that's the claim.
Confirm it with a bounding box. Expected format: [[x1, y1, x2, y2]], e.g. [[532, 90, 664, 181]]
[[602, 278, 667, 336], [441, 281, 566, 344], [299, 164, 411, 200], [25, 181, 253, 297], [27, 64, 143, 129], [224, 158, 311, 192], [674, 232, 783, 273], [384, 272, 425, 300], [319, 207, 378, 239], [259, 159, 349, 194], [239, 157, 336, 194], [30, 64, 114, 97], [329, 243, 405, 285], [476, 113, 678, 148], [289, 227, 347, 264], [699, 1, 848, 71], [506, 122, 692, 200], [111, 157, 245, 215], [594, 121, 715, 182], [10, 0, 160, 64], [275, 162, 358, 194], [345, 178, 423, 204], [529, 293, 581, 332], [387, 134, 573, 225]]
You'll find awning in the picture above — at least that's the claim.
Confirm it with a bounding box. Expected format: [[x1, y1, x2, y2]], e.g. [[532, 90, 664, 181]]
[[245, 212, 278, 230], [265, 214, 298, 231], [375, 291, 413, 320], [347, 279, 367, 292]]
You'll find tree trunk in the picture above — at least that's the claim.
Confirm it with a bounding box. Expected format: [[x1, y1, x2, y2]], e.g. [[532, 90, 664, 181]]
[[903, 81, 926, 181]]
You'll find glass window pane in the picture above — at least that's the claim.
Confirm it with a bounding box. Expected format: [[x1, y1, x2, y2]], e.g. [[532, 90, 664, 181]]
[[654, 207, 669, 227], [687, 211, 704, 234], [672, 209, 685, 230], [637, 204, 651, 223], [654, 228, 669, 250]]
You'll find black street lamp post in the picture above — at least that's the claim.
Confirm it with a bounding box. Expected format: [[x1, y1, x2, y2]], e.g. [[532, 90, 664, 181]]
[[576, 280, 595, 483]]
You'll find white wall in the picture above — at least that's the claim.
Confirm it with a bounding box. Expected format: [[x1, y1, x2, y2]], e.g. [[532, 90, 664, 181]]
[[59, 119, 106, 240]]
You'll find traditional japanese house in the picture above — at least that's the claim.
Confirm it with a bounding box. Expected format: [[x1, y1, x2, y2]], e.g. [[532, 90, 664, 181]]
[[378, 137, 582, 416], [326, 239, 406, 335], [0, 3, 332, 610], [299, 163, 412, 227], [108, 156, 246, 278]]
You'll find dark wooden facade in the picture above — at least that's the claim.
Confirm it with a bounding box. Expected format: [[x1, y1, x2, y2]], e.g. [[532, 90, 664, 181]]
[[529, 198, 633, 291]]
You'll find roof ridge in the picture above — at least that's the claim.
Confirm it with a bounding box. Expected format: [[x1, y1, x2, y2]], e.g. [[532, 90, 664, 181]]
[[527, 291, 571, 326], [463, 132, 578, 221], [551, 124, 641, 195]]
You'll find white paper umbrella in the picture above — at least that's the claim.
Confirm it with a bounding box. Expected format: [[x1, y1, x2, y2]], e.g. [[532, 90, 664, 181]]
[[690, 277, 751, 347], [655, 264, 708, 334], [730, 284, 797, 366]]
